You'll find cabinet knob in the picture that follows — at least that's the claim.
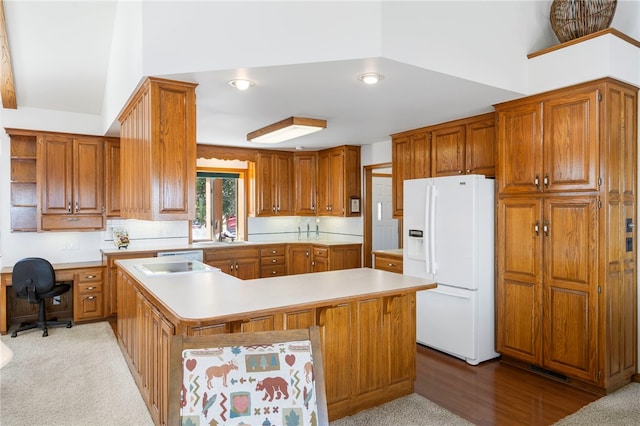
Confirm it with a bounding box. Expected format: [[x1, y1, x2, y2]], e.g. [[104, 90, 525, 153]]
[[85, 275, 96, 279], [466, 169, 471, 173], [86, 296, 95, 300], [271, 271, 277, 275], [272, 259, 277, 263], [387, 263, 395, 267], [87, 286, 95, 290], [458, 170, 463, 174], [67, 202, 72, 213]]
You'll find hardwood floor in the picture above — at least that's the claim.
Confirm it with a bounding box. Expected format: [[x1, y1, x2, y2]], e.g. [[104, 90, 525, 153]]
[[414, 344, 600, 425]]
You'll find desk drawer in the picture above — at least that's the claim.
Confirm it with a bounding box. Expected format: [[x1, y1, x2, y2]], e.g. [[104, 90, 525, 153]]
[[374, 255, 403, 274], [313, 247, 328, 258], [261, 256, 285, 266], [77, 270, 103, 284]]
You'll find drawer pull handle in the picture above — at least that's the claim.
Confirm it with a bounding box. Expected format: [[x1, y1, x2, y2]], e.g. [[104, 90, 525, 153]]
[[271, 250, 277, 254], [87, 286, 95, 290], [387, 263, 395, 267], [272, 259, 277, 263], [85, 275, 96, 279], [271, 271, 277, 275], [86, 296, 95, 300]]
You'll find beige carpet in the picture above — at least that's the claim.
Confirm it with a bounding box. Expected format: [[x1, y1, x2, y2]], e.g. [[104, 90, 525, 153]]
[[0, 321, 153, 425], [554, 382, 640, 425], [329, 393, 472, 425]]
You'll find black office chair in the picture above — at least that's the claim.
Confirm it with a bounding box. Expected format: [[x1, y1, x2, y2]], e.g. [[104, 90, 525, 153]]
[[11, 257, 72, 337]]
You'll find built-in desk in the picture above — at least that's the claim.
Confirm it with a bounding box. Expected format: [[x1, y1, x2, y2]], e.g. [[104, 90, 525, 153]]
[[0, 260, 104, 335]]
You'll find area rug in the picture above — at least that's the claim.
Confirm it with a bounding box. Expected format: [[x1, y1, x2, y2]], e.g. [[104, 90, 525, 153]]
[[0, 321, 153, 425], [554, 382, 640, 425], [329, 393, 472, 426]]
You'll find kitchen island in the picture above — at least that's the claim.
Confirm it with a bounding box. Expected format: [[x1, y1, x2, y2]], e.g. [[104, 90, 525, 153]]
[[115, 257, 435, 424]]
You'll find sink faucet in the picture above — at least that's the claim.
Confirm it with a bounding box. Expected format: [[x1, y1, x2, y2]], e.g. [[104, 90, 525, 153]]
[[306, 222, 310, 239]]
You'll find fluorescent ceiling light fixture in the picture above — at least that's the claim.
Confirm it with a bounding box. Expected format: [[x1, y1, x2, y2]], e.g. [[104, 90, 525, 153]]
[[358, 72, 383, 85], [228, 79, 254, 91], [247, 117, 327, 144]]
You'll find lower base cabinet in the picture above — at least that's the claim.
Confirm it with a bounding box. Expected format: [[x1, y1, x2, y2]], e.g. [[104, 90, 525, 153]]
[[116, 267, 417, 423]]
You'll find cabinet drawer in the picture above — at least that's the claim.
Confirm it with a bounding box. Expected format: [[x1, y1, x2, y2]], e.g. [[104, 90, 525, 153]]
[[313, 247, 328, 258], [260, 246, 286, 257], [77, 269, 103, 284], [261, 255, 285, 266], [374, 256, 403, 274], [260, 265, 287, 278], [41, 214, 104, 231], [205, 247, 260, 262], [77, 282, 103, 294]]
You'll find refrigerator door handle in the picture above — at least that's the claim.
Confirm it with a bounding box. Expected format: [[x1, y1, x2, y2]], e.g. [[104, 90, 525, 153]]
[[428, 185, 437, 274], [425, 185, 432, 274]]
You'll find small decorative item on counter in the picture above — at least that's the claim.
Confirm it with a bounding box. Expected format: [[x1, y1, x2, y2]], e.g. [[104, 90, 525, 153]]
[[113, 227, 130, 249], [550, 0, 617, 43]]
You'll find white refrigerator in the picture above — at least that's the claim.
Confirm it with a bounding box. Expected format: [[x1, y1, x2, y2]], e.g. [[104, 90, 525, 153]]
[[403, 175, 498, 365]]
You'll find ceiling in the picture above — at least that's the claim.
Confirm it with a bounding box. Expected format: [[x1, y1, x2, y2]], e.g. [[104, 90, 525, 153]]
[[3, 1, 524, 151]]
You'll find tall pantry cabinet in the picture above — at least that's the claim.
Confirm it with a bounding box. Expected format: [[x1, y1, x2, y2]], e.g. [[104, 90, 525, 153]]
[[495, 78, 637, 394]]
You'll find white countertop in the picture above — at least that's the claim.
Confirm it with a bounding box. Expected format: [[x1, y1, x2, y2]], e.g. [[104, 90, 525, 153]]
[[116, 257, 435, 321], [101, 238, 361, 255]]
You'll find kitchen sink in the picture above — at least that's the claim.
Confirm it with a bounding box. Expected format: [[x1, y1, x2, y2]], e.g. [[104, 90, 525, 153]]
[[193, 240, 254, 247]]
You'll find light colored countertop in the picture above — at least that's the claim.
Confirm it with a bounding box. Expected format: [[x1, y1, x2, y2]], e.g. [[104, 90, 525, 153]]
[[101, 238, 361, 255], [372, 248, 403, 257], [116, 257, 435, 321]]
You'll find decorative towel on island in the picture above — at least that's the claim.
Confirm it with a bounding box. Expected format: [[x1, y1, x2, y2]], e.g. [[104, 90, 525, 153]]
[[179, 340, 320, 426]]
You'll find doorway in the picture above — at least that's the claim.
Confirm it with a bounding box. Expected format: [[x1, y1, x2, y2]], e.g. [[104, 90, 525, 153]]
[[363, 163, 400, 267]]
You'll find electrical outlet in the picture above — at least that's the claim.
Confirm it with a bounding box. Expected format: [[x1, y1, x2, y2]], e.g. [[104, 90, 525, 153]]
[[52, 296, 61, 305]]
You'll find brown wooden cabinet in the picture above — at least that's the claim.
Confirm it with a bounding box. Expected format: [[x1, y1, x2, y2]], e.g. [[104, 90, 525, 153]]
[[116, 268, 174, 426], [38, 135, 105, 231], [293, 152, 317, 215], [317, 146, 361, 217], [103, 251, 156, 317], [259, 245, 287, 277], [495, 78, 637, 394], [430, 113, 495, 177], [7, 131, 38, 231], [373, 250, 403, 274], [104, 138, 121, 217], [288, 244, 313, 275], [73, 267, 104, 322], [391, 113, 495, 217], [255, 151, 294, 216], [391, 128, 431, 218], [205, 247, 260, 279], [117, 77, 197, 221]]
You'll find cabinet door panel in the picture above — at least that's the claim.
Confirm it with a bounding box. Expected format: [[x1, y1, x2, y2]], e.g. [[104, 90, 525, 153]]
[[329, 149, 345, 215], [255, 153, 276, 216], [392, 136, 411, 217], [466, 117, 496, 176], [496, 198, 543, 363], [40, 136, 73, 214], [318, 304, 352, 405], [275, 153, 294, 215], [235, 258, 260, 280], [288, 245, 312, 275], [431, 124, 465, 176], [74, 138, 104, 214], [411, 132, 430, 178], [542, 196, 598, 381], [496, 103, 543, 194], [355, 298, 385, 395], [543, 90, 598, 192], [294, 154, 317, 215]]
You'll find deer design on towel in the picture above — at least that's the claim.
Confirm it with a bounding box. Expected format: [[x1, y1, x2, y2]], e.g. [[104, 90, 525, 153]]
[[205, 360, 238, 389]]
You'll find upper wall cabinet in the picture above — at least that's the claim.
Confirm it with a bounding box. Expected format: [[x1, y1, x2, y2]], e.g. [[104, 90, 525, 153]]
[[118, 77, 198, 221], [317, 145, 361, 217], [38, 135, 105, 231], [293, 152, 317, 216], [7, 130, 38, 231], [255, 151, 294, 216], [391, 128, 430, 218], [431, 112, 495, 177], [391, 112, 495, 218], [495, 87, 598, 195]]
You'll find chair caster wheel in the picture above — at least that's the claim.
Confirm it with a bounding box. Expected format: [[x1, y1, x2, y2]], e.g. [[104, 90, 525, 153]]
[[42, 329, 48, 337], [66, 323, 72, 328], [11, 331, 17, 338]]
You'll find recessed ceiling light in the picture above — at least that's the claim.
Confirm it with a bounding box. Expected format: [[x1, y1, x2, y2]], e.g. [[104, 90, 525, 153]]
[[358, 72, 383, 85], [228, 79, 254, 91]]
